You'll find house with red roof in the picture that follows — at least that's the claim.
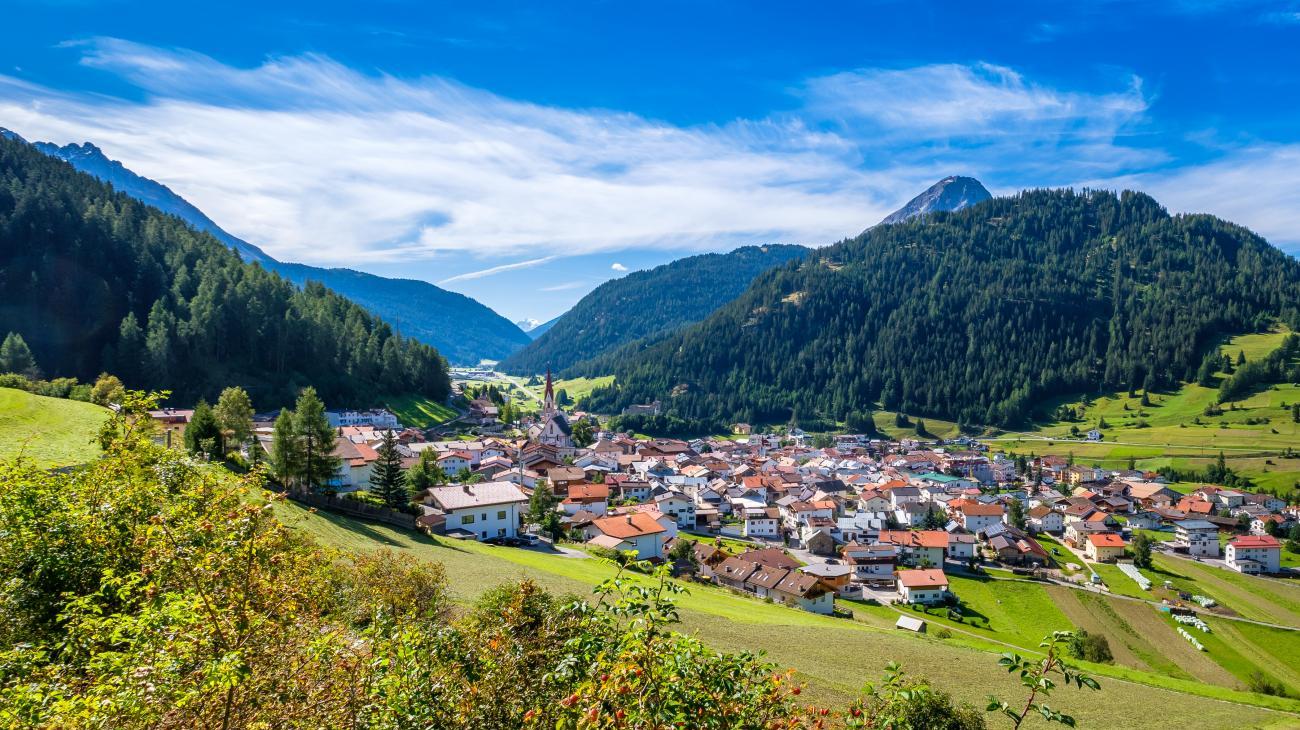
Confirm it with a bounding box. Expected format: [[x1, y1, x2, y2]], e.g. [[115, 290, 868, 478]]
[[895, 568, 950, 604], [1084, 532, 1126, 563], [1226, 535, 1281, 574]]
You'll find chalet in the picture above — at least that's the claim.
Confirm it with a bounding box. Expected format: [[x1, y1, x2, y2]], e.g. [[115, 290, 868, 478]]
[[1225, 535, 1281, 574], [1026, 505, 1065, 534], [1084, 533, 1126, 563], [770, 571, 834, 614], [422, 482, 528, 541], [585, 512, 668, 560], [800, 563, 853, 593], [896, 568, 950, 605], [546, 466, 587, 495], [949, 499, 1005, 533], [714, 557, 760, 590], [877, 530, 948, 567], [842, 542, 897, 580]]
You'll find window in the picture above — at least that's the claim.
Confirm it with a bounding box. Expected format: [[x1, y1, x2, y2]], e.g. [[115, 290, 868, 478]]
[[481, 512, 487, 521], [497, 510, 507, 520], [462, 514, 476, 525]]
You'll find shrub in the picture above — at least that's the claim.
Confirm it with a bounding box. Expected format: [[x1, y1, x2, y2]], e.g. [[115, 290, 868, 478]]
[[1069, 630, 1114, 664]]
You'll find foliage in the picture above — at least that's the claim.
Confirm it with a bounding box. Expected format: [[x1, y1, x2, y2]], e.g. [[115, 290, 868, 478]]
[[987, 631, 1101, 729], [405, 447, 446, 493], [844, 662, 986, 730], [0, 332, 39, 378], [501, 244, 809, 376], [0, 135, 449, 407], [1131, 533, 1155, 569], [586, 190, 1300, 428], [213, 386, 254, 452], [183, 399, 222, 458], [1008, 498, 1026, 530], [1069, 630, 1114, 664], [571, 417, 595, 447], [1218, 335, 1300, 403]]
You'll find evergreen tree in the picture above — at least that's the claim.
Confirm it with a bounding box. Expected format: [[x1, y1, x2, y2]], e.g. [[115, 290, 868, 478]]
[[0, 332, 39, 378], [184, 400, 222, 459], [571, 418, 595, 447], [270, 409, 299, 489], [213, 386, 254, 455], [370, 430, 408, 508], [293, 387, 340, 493]]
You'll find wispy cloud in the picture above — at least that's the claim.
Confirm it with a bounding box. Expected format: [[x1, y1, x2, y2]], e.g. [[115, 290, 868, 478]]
[[6, 38, 1292, 266], [539, 280, 588, 292], [438, 256, 556, 284], [610, 262, 628, 272]]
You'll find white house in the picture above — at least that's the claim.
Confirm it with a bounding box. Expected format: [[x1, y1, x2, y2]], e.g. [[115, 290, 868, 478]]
[[1225, 535, 1281, 574], [326, 409, 401, 429], [743, 507, 781, 538], [653, 492, 696, 528], [423, 482, 528, 541], [946, 533, 978, 561], [1026, 506, 1065, 534], [585, 512, 669, 560], [1174, 520, 1221, 558], [436, 451, 473, 476], [896, 568, 950, 605]]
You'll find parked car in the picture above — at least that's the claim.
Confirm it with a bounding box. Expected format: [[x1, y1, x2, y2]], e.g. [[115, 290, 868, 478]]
[[522, 534, 541, 547]]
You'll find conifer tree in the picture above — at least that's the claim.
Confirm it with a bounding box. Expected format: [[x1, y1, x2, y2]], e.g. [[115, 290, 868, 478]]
[[370, 430, 408, 508], [184, 400, 222, 459], [0, 332, 39, 378], [293, 387, 340, 493], [270, 409, 300, 489]]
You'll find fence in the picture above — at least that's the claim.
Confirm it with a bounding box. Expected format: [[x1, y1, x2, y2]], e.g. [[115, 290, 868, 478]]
[[285, 491, 419, 530]]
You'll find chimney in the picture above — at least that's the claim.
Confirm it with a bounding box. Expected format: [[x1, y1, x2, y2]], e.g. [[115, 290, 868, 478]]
[[626, 515, 633, 525], [463, 484, 473, 494]]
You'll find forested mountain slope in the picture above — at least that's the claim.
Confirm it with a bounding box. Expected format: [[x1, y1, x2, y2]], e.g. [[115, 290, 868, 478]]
[[499, 244, 809, 375], [585, 189, 1300, 430], [0, 135, 450, 406], [12, 132, 529, 364]]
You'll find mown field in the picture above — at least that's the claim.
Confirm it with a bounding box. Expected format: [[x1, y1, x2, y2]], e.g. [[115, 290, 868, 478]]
[[264, 497, 1300, 728], [0, 387, 107, 466], [381, 393, 459, 428]]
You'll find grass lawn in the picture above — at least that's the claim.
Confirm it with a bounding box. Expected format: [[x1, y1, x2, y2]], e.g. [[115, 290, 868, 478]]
[[382, 393, 459, 428], [0, 387, 107, 467], [1091, 562, 1155, 600], [872, 411, 964, 441], [264, 496, 1300, 726], [1151, 554, 1300, 626]]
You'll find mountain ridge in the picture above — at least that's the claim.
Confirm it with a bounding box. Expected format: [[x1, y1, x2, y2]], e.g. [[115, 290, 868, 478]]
[[8, 130, 529, 365], [879, 175, 992, 226], [498, 244, 811, 375]]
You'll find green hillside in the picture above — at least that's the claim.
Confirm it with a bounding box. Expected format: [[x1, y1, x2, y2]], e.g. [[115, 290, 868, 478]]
[[0, 387, 107, 466], [586, 190, 1300, 433], [499, 244, 809, 376], [992, 328, 1300, 494]]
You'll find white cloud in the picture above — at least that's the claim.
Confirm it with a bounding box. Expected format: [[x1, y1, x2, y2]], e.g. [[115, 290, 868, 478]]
[[437, 256, 555, 284], [610, 262, 628, 272], [9, 39, 1292, 267], [539, 281, 588, 292]]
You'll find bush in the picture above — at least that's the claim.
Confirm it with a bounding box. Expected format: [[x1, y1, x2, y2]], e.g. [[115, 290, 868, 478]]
[[1069, 630, 1114, 664], [1248, 671, 1290, 697], [935, 628, 953, 639]]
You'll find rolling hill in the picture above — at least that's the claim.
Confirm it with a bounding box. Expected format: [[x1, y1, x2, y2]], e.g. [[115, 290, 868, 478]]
[[498, 244, 810, 375], [584, 188, 1300, 432], [0, 387, 108, 466], [8, 130, 529, 365]]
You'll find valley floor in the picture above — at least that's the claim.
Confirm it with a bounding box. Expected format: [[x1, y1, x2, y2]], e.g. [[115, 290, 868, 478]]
[[266, 496, 1300, 729]]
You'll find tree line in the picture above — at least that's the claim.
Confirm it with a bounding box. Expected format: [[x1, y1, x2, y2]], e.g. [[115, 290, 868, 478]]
[[0, 135, 450, 408]]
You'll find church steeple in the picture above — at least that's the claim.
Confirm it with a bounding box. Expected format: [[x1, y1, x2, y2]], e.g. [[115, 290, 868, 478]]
[[542, 365, 555, 414]]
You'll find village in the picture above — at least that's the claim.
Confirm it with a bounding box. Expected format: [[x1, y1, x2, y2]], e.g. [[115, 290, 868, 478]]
[[149, 370, 1300, 628]]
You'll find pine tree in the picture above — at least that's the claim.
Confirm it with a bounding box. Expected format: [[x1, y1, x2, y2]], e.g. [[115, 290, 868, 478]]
[[271, 409, 300, 490], [293, 387, 340, 493], [214, 386, 254, 456], [0, 332, 39, 378], [370, 430, 408, 508], [184, 400, 222, 459]]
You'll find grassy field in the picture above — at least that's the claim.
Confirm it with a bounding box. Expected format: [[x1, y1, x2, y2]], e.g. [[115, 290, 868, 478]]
[[382, 393, 459, 428], [261, 497, 1300, 726], [0, 387, 107, 466], [1150, 554, 1300, 626]]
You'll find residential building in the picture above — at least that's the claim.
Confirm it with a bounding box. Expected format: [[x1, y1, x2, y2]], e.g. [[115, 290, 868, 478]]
[[1084, 533, 1126, 563], [585, 512, 669, 560], [1174, 519, 1221, 558], [896, 568, 950, 604], [1225, 535, 1282, 574], [423, 482, 528, 541]]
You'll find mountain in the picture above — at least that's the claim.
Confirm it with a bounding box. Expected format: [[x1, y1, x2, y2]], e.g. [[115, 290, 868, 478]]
[[516, 317, 560, 339], [879, 175, 992, 226], [498, 244, 810, 375], [584, 188, 1300, 432], [12, 132, 529, 365], [0, 134, 450, 406]]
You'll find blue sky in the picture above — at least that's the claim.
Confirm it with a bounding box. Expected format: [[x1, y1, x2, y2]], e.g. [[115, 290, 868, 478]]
[[2, 1, 1300, 323]]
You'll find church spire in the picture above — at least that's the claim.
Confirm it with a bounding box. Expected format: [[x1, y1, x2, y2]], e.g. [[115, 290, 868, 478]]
[[542, 365, 555, 414]]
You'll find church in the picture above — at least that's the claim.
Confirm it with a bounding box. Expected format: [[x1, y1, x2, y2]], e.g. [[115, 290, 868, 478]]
[[528, 368, 573, 449]]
